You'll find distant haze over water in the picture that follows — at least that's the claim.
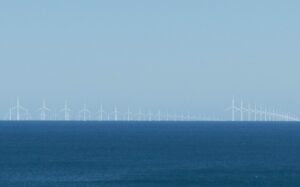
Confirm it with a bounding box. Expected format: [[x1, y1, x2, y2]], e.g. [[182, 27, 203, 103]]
[[0, 1, 300, 115]]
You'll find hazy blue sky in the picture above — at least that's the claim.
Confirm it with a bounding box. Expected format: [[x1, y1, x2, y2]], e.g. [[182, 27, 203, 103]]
[[0, 1, 299, 117]]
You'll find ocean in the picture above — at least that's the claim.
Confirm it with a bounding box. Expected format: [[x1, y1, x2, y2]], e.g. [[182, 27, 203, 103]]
[[0, 121, 299, 187]]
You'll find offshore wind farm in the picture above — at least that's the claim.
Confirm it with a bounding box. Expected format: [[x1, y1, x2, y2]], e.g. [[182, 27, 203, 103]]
[[1, 1, 300, 186], [3, 97, 299, 122]]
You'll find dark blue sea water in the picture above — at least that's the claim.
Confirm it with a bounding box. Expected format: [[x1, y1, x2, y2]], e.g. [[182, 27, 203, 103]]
[[0, 121, 299, 187]]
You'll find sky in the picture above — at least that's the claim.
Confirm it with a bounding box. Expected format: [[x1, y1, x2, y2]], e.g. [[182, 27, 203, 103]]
[[0, 1, 299, 118]]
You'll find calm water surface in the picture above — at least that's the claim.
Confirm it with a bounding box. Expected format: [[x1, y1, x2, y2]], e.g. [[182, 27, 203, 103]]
[[0, 121, 299, 187]]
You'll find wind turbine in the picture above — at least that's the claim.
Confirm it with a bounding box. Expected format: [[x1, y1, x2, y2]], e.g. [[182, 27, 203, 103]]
[[61, 101, 71, 121], [39, 100, 50, 121], [295, 115, 299, 121], [268, 108, 273, 121], [226, 97, 239, 121], [285, 113, 289, 121], [279, 112, 282, 121], [289, 113, 294, 121], [252, 104, 258, 121], [9, 106, 12, 121], [173, 111, 178, 121], [264, 109, 269, 121], [271, 109, 276, 121], [266, 108, 270, 121], [276, 110, 281, 121], [236, 99, 245, 121], [112, 105, 119, 121], [97, 104, 105, 121], [137, 108, 144, 121], [125, 106, 132, 121], [166, 110, 170, 121], [264, 107, 268, 121], [54, 110, 57, 121], [10, 97, 27, 121], [258, 105, 263, 121], [186, 111, 190, 121], [79, 103, 91, 121], [180, 112, 185, 121], [157, 110, 161, 121], [247, 103, 251, 121], [4, 105, 13, 121]]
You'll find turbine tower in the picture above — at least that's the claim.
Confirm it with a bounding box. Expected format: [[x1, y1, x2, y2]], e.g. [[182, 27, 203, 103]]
[[9, 106, 12, 121], [125, 106, 132, 121], [113, 105, 119, 121], [4, 105, 13, 121], [79, 103, 91, 121], [137, 108, 143, 121], [226, 97, 239, 121], [264, 107, 267, 121], [247, 103, 251, 121], [61, 101, 71, 121], [254, 104, 257, 121], [39, 100, 50, 120], [180, 113, 184, 121], [186, 111, 190, 121], [259, 105, 264, 121], [272, 109, 276, 121], [174, 111, 178, 121], [97, 104, 105, 121], [54, 110, 57, 121], [157, 110, 161, 121], [10, 97, 27, 121], [232, 97, 236, 121], [239, 100, 244, 121]]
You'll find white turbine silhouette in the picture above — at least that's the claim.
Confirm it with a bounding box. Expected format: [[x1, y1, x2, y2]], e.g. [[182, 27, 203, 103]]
[[137, 108, 144, 121], [79, 103, 91, 121], [226, 97, 239, 121], [166, 110, 170, 121], [97, 104, 105, 121], [10, 97, 27, 121], [259, 105, 263, 121], [112, 105, 119, 121], [54, 110, 57, 121], [226, 98, 299, 122], [39, 100, 50, 121], [238, 100, 245, 121], [4, 105, 13, 121], [186, 111, 191, 121], [264, 107, 268, 121], [125, 106, 132, 121], [173, 111, 178, 121], [157, 110, 161, 121], [254, 104, 257, 121], [61, 101, 71, 121], [247, 103, 251, 121]]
